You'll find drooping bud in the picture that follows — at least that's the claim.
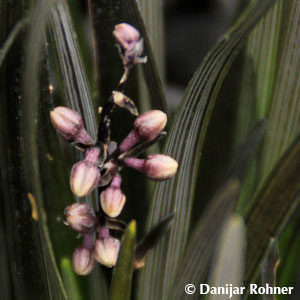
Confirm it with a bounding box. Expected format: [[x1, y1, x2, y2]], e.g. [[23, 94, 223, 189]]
[[70, 147, 101, 197], [100, 173, 126, 218], [124, 154, 178, 180], [50, 106, 93, 145], [73, 246, 95, 275], [113, 23, 147, 66], [120, 110, 167, 152], [93, 227, 121, 267], [64, 203, 96, 232]]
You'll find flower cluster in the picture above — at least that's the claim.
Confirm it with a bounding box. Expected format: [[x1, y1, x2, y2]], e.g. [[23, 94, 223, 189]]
[[50, 23, 178, 275]]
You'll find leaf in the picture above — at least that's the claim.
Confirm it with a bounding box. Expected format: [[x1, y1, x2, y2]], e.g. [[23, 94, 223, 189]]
[[136, 1, 277, 299], [261, 240, 279, 300], [0, 16, 28, 68], [170, 120, 265, 300], [259, 0, 300, 180], [207, 215, 246, 300], [244, 134, 300, 296], [109, 220, 136, 300], [135, 212, 175, 264], [135, 0, 166, 114], [232, 0, 300, 291], [49, 1, 97, 138], [21, 0, 69, 298], [61, 258, 83, 300], [0, 0, 70, 298]]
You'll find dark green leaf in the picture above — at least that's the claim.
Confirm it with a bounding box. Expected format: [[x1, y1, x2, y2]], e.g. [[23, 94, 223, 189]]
[[0, 16, 28, 68], [49, 1, 97, 138], [244, 134, 300, 296], [136, 1, 277, 299], [135, 212, 175, 264], [171, 178, 241, 300], [109, 220, 136, 300]]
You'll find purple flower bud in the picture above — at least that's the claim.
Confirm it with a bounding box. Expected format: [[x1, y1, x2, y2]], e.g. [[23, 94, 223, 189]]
[[93, 234, 121, 268], [70, 148, 101, 197], [64, 203, 96, 232], [124, 154, 178, 180], [134, 110, 167, 141], [100, 174, 126, 218], [73, 246, 95, 275], [113, 23, 146, 66], [120, 110, 167, 152], [113, 23, 140, 52], [50, 106, 93, 145]]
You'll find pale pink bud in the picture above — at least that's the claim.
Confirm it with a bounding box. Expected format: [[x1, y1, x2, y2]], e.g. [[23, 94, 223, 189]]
[[73, 246, 95, 275], [100, 174, 126, 218], [50, 106, 93, 145], [70, 148, 101, 197], [120, 110, 167, 152], [64, 203, 96, 232], [94, 235, 121, 268], [113, 23, 140, 52], [124, 154, 178, 180], [113, 23, 146, 66], [134, 110, 167, 141]]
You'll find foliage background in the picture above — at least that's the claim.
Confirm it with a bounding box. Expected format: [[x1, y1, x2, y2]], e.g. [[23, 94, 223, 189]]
[[1, 0, 300, 299]]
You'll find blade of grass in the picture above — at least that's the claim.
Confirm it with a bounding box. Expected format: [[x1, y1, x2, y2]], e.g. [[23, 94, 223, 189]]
[[109, 220, 136, 300], [136, 1, 277, 299]]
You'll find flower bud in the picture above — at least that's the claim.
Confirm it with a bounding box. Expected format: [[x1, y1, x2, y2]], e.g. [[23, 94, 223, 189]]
[[113, 23, 140, 53], [73, 246, 95, 275], [64, 203, 96, 232], [100, 174, 126, 218], [124, 154, 178, 180], [134, 110, 167, 141], [70, 148, 101, 197], [113, 23, 146, 66], [94, 232, 120, 268], [50, 106, 93, 145], [119, 110, 167, 152]]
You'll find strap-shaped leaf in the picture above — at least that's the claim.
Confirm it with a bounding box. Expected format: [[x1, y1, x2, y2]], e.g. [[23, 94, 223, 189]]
[[136, 1, 277, 299], [207, 215, 246, 300], [170, 119, 265, 299], [109, 220, 136, 300], [244, 134, 300, 295], [49, 1, 96, 138], [233, 0, 300, 289], [0, 16, 28, 68], [171, 179, 241, 300], [261, 240, 279, 300], [0, 0, 69, 298]]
